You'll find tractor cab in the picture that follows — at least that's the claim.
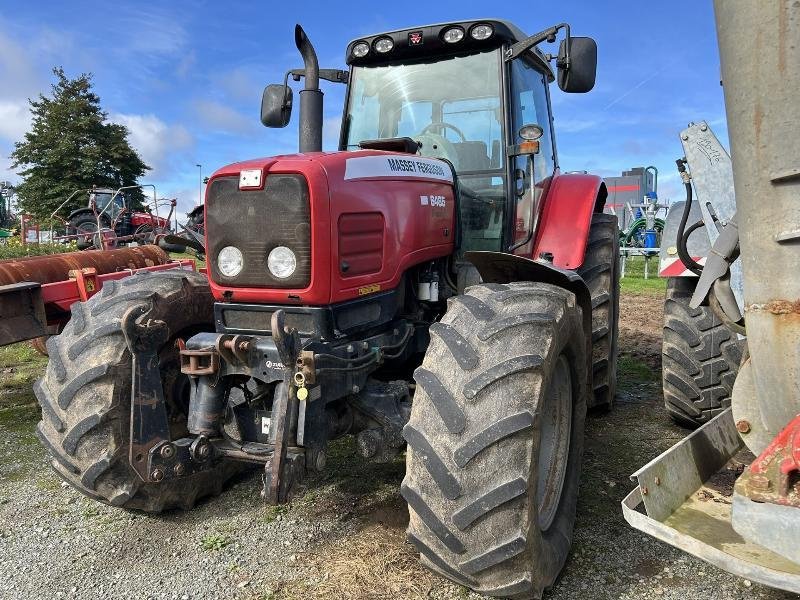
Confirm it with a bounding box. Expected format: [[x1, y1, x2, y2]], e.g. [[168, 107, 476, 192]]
[[89, 187, 126, 219], [263, 19, 596, 255], [342, 21, 569, 253]]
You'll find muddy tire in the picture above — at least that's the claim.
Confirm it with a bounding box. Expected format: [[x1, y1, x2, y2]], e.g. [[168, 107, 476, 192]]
[[577, 212, 619, 409], [662, 277, 744, 427], [34, 270, 242, 512], [404, 282, 588, 599]]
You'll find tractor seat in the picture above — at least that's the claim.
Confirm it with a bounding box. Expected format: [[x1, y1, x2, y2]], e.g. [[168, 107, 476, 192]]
[[453, 141, 491, 172]]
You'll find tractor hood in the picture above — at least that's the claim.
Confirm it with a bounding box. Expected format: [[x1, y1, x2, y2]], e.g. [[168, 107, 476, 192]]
[[204, 149, 456, 306]]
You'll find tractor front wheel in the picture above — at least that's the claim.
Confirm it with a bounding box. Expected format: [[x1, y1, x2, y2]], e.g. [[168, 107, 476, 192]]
[[34, 270, 243, 511], [404, 282, 587, 598]]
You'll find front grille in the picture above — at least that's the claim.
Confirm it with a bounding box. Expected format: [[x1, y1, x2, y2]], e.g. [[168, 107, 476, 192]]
[[206, 175, 311, 288]]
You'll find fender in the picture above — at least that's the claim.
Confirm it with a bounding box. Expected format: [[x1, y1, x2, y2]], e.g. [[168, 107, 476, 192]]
[[66, 207, 100, 223], [532, 173, 607, 270], [465, 250, 593, 383]]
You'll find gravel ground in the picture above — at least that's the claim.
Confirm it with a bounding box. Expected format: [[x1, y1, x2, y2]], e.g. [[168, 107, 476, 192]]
[[1, 290, 798, 600]]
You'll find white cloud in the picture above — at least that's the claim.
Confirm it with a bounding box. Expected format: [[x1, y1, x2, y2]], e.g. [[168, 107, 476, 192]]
[[218, 67, 261, 103], [110, 113, 194, 177], [0, 100, 32, 144], [193, 100, 254, 135]]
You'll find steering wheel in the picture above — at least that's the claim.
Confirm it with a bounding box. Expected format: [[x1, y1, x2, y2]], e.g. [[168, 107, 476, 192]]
[[420, 121, 467, 142], [414, 131, 459, 165]]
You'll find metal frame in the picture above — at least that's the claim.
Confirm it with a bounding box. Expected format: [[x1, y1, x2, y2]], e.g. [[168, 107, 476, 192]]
[[0, 258, 195, 347], [622, 408, 800, 593]]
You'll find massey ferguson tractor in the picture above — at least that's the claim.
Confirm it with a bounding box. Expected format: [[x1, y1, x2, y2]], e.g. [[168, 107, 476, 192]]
[[61, 185, 174, 249], [34, 20, 615, 598]]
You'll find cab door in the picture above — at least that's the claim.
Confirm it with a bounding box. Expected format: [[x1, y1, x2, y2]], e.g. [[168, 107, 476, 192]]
[[508, 58, 557, 257]]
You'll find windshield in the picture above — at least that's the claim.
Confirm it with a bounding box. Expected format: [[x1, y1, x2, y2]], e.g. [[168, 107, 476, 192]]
[[344, 49, 507, 251], [91, 191, 124, 214], [344, 50, 504, 170]]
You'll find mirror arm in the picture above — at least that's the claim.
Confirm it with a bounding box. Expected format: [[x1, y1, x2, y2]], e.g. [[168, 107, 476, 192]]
[[506, 22, 570, 62], [288, 68, 349, 84], [280, 67, 349, 115]]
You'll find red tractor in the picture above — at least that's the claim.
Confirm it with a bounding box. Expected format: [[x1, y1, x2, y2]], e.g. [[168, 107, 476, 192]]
[[34, 20, 615, 598], [63, 185, 174, 249]]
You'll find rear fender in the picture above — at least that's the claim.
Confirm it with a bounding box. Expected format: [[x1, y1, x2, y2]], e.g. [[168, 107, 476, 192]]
[[465, 250, 593, 378], [532, 174, 607, 270], [66, 208, 96, 222]]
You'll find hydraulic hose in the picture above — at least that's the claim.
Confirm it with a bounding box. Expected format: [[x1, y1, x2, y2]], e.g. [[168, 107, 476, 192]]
[[675, 159, 704, 275]]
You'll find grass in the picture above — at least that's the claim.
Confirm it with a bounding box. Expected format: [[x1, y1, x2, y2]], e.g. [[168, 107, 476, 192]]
[[200, 533, 232, 551], [0, 343, 48, 409], [616, 353, 660, 394], [264, 504, 290, 523], [620, 254, 667, 296], [168, 249, 205, 268]]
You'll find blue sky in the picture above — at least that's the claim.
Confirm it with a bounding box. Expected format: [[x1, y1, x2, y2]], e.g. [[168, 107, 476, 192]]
[[0, 0, 727, 219]]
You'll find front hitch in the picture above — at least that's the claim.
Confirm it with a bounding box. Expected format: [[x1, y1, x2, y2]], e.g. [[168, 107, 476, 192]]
[[263, 309, 305, 504], [121, 304, 173, 482]]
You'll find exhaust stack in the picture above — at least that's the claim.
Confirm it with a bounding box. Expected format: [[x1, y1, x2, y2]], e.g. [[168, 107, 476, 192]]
[[295, 25, 323, 153]]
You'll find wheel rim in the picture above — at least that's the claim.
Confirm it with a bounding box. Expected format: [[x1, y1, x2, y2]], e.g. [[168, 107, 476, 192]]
[[536, 353, 573, 531], [76, 221, 98, 243]]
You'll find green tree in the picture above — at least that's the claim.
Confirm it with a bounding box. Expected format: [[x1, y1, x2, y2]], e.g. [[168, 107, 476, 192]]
[[10, 67, 149, 223]]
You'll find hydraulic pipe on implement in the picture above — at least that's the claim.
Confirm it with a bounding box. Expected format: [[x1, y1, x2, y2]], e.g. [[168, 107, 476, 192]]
[[0, 245, 169, 287]]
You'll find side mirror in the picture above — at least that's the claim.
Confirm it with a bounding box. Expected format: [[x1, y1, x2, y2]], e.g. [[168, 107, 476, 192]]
[[260, 84, 293, 128], [557, 36, 597, 93]]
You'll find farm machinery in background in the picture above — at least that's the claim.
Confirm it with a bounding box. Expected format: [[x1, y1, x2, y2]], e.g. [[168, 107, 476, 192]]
[[623, 0, 800, 594], [49, 184, 177, 250], [655, 120, 743, 428], [604, 166, 668, 277], [0, 245, 195, 353], [1, 181, 16, 239], [31, 19, 616, 599]]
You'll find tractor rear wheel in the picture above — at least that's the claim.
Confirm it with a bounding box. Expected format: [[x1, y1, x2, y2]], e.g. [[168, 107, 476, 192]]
[[69, 213, 103, 250], [662, 277, 744, 427], [577, 212, 620, 409], [34, 270, 243, 512], [404, 282, 587, 598]]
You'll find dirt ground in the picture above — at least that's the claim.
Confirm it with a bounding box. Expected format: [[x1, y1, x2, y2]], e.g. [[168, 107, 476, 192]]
[[0, 285, 798, 600]]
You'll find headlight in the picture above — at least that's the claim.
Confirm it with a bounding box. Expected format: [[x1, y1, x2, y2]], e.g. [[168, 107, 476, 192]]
[[217, 246, 243, 277], [267, 246, 297, 279]]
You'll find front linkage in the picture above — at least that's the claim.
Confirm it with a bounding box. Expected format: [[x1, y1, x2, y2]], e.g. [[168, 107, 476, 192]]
[[124, 304, 417, 504]]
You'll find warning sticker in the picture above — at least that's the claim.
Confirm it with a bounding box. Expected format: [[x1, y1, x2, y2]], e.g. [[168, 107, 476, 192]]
[[344, 155, 453, 183]]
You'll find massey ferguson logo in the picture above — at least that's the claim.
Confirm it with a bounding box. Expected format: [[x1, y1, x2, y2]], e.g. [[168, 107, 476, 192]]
[[421, 195, 445, 207]]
